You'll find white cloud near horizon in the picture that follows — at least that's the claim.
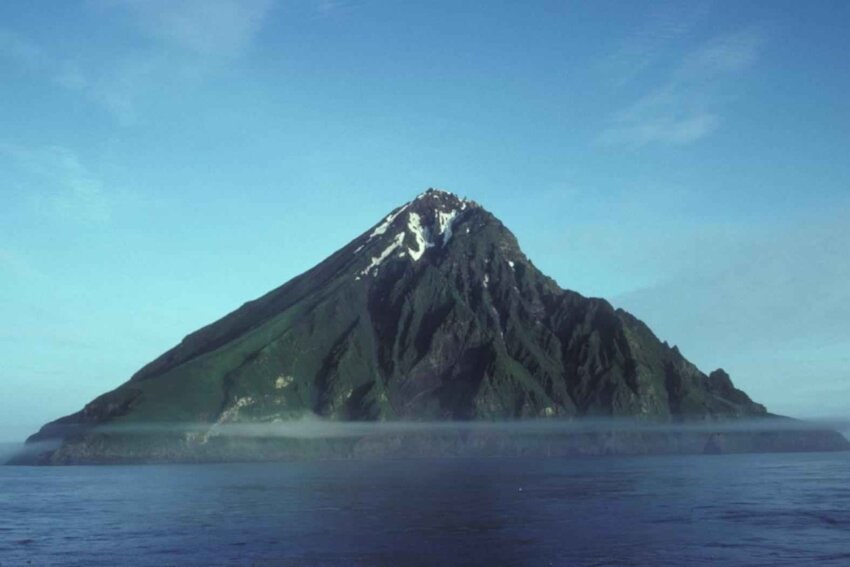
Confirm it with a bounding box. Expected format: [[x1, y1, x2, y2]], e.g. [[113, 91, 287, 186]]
[[599, 27, 766, 148]]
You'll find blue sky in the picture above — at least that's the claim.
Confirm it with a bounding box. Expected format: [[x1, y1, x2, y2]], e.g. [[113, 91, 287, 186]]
[[1, 1, 849, 441]]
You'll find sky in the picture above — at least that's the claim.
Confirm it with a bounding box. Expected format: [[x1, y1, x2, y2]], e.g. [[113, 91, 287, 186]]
[[1, 0, 849, 442]]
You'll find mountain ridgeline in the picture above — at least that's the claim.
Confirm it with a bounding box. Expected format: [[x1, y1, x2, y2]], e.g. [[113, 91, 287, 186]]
[[16, 189, 848, 463]]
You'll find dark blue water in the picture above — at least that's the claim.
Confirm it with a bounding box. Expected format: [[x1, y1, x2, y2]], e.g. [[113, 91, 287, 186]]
[[2, 452, 849, 566]]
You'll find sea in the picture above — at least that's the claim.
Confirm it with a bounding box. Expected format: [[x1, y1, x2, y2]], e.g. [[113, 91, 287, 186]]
[[1, 451, 849, 566]]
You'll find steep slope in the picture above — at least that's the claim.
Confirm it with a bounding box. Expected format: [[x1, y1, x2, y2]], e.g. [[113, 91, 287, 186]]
[[18, 189, 848, 462]]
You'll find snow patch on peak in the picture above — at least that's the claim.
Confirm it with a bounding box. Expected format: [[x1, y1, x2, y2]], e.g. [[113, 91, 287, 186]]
[[369, 204, 408, 239], [358, 190, 476, 270], [360, 232, 405, 277], [437, 209, 459, 245], [407, 212, 434, 261]]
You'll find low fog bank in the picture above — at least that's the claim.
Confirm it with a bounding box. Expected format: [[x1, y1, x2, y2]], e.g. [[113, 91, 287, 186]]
[[0, 443, 23, 464], [1, 441, 60, 465], [9, 416, 848, 465], [88, 415, 850, 440]]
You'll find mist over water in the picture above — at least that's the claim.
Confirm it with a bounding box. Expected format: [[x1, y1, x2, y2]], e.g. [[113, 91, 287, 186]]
[[1, 441, 60, 465], [8, 416, 845, 465], [89, 415, 850, 440], [0, 442, 23, 464]]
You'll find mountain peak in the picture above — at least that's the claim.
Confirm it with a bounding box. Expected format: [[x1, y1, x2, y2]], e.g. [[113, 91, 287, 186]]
[[354, 189, 483, 279], [408, 188, 480, 221], [412, 187, 477, 208], [21, 185, 848, 465]]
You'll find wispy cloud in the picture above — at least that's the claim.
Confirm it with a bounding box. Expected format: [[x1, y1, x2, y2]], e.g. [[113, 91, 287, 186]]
[[0, 27, 137, 124], [106, 0, 274, 57], [603, 1, 709, 87], [599, 27, 766, 148], [0, 144, 112, 224], [675, 28, 765, 81], [313, 0, 358, 18], [0, 1, 275, 124]]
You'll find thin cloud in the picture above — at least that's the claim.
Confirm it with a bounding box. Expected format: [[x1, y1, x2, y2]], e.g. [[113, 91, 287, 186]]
[[0, 28, 136, 123], [599, 27, 766, 148], [1, 144, 112, 224], [108, 0, 274, 58], [603, 1, 710, 87], [314, 0, 359, 18], [598, 108, 719, 147], [0, 1, 275, 124], [93, 0, 275, 120], [677, 28, 765, 80]]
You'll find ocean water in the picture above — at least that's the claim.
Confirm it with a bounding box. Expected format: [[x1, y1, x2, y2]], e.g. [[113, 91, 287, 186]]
[[1, 452, 849, 566]]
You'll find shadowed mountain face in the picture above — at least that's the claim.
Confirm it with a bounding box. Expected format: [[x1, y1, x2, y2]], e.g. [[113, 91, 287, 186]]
[[20, 189, 848, 462]]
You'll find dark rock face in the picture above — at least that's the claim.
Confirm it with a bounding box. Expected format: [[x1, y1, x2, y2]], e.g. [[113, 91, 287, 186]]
[[16, 189, 848, 463]]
